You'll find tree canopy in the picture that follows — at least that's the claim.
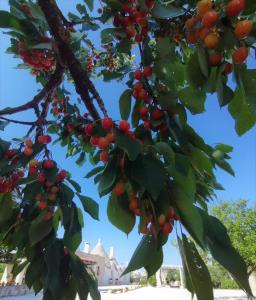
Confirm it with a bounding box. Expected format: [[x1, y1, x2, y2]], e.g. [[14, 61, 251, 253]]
[[0, 0, 255, 300]]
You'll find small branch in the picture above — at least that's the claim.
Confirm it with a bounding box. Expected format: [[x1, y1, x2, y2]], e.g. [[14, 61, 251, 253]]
[[0, 64, 64, 117], [38, 0, 107, 120], [0, 117, 35, 126]]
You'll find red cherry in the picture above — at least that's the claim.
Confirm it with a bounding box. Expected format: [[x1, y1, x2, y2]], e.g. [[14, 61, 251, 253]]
[[138, 88, 148, 101], [24, 147, 33, 156], [162, 223, 173, 235], [208, 53, 223, 66], [90, 136, 99, 146], [134, 70, 143, 80], [98, 137, 109, 150], [84, 123, 94, 136], [202, 10, 219, 28], [38, 135, 51, 145], [119, 120, 130, 133], [58, 170, 67, 180], [139, 106, 148, 117], [129, 197, 138, 211], [158, 214, 166, 226], [113, 182, 125, 197], [102, 117, 114, 131], [223, 63, 233, 75], [106, 131, 115, 143], [143, 121, 150, 130], [6, 149, 16, 158], [143, 66, 152, 77], [232, 47, 249, 64], [152, 109, 164, 120], [133, 82, 143, 91], [37, 174, 46, 184], [100, 151, 109, 163], [146, 0, 154, 10], [166, 207, 177, 221], [43, 160, 55, 169], [226, 0, 245, 18]]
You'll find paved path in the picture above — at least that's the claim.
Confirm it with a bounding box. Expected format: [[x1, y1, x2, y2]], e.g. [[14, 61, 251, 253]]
[[3, 287, 250, 300]]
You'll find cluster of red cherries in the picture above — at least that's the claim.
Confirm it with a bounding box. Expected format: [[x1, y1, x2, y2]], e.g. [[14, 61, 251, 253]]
[[18, 40, 55, 72], [0, 169, 24, 193], [185, 0, 252, 68], [113, 0, 154, 42], [23, 135, 52, 157]]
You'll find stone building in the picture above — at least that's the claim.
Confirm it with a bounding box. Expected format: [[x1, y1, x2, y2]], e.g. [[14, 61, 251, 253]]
[[76, 239, 131, 286]]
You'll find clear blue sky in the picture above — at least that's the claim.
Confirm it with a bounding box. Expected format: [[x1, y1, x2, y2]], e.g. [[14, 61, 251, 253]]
[[0, 1, 255, 266]]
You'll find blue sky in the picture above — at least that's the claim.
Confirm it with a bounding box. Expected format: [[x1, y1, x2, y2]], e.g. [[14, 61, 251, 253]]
[[0, 1, 255, 266]]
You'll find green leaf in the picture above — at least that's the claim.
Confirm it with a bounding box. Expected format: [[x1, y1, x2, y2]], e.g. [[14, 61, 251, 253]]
[[216, 68, 234, 107], [0, 193, 13, 221], [171, 185, 204, 247], [123, 234, 160, 275], [181, 234, 214, 300], [198, 209, 253, 297], [78, 194, 99, 220], [67, 178, 81, 193], [98, 155, 119, 196], [85, 166, 104, 178], [0, 10, 32, 35], [60, 183, 75, 202], [131, 100, 143, 128], [154, 142, 175, 164], [189, 147, 213, 175], [229, 87, 256, 136], [83, 0, 94, 11], [115, 130, 142, 161], [145, 247, 163, 278], [131, 154, 166, 200], [107, 193, 135, 234], [187, 52, 207, 88], [29, 215, 53, 246], [197, 45, 209, 78], [215, 143, 233, 153], [178, 86, 206, 114], [177, 236, 194, 296], [0, 120, 9, 131], [119, 89, 132, 120], [101, 28, 117, 43], [151, 2, 184, 19]]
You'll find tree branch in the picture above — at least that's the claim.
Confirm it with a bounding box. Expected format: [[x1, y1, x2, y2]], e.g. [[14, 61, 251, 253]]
[[0, 64, 64, 117], [0, 117, 35, 125], [38, 0, 107, 119]]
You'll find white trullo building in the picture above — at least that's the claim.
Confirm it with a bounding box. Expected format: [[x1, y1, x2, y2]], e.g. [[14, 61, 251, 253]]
[[76, 239, 130, 286]]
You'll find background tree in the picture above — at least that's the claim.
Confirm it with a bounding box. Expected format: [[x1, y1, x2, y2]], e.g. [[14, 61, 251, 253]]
[[0, 0, 255, 300], [166, 269, 180, 284], [211, 200, 256, 275]]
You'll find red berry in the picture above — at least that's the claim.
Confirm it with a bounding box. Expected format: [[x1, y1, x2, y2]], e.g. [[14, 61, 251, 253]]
[[38, 135, 51, 145], [208, 53, 223, 66], [152, 109, 164, 120], [43, 159, 55, 169], [133, 82, 143, 91], [166, 207, 177, 221], [25, 139, 33, 148], [100, 151, 109, 163], [134, 70, 143, 80], [138, 88, 148, 101], [146, 0, 154, 10], [232, 47, 249, 64], [102, 117, 114, 131], [98, 137, 109, 150], [24, 147, 33, 156], [158, 214, 166, 226], [58, 170, 67, 180], [113, 182, 125, 197], [143, 66, 152, 77], [129, 197, 138, 211], [139, 106, 148, 117], [90, 136, 99, 146], [162, 223, 173, 235], [84, 123, 94, 136], [202, 10, 219, 28], [234, 20, 253, 39], [143, 121, 150, 130], [223, 63, 233, 75], [37, 174, 46, 184], [226, 0, 245, 18], [106, 131, 115, 143], [6, 149, 16, 158], [119, 120, 130, 133]]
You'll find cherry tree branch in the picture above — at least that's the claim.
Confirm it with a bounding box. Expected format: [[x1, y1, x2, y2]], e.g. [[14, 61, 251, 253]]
[[0, 117, 35, 126], [0, 64, 64, 117], [38, 0, 107, 119]]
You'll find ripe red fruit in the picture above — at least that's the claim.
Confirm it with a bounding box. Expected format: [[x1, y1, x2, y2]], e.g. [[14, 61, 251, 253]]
[[98, 137, 109, 150], [106, 131, 115, 143], [143, 121, 150, 130], [25, 139, 33, 148], [58, 170, 67, 180], [138, 88, 148, 101], [232, 47, 249, 64], [140, 226, 148, 234], [208, 53, 223, 66], [24, 147, 33, 156], [133, 82, 143, 91], [38, 201, 47, 210], [152, 109, 164, 120], [204, 33, 220, 49], [135, 34, 143, 43], [113, 182, 125, 197], [185, 17, 196, 30], [38, 135, 51, 145], [43, 211, 53, 221], [43, 159, 55, 169], [129, 199, 138, 211], [197, 0, 212, 16], [223, 63, 233, 75], [186, 32, 199, 44], [202, 10, 219, 28], [102, 117, 114, 131], [162, 223, 173, 235], [119, 120, 130, 133], [234, 20, 253, 39], [37, 174, 46, 184], [134, 69, 143, 80], [100, 150, 109, 163], [90, 136, 99, 146], [143, 66, 152, 77], [166, 207, 177, 221], [146, 0, 154, 10], [6, 149, 16, 158], [51, 186, 59, 194], [84, 123, 94, 136], [226, 0, 245, 18], [158, 214, 166, 226], [139, 106, 148, 117]]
